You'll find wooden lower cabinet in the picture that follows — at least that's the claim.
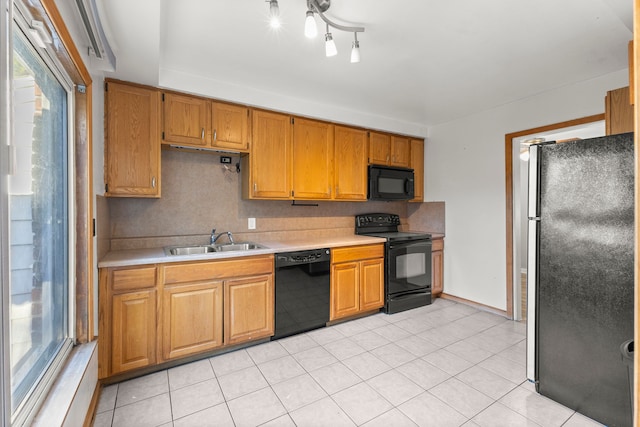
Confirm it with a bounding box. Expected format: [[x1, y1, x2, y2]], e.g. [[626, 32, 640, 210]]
[[330, 244, 384, 321], [224, 275, 274, 345], [431, 238, 444, 296], [331, 262, 360, 319], [360, 259, 385, 311], [99, 254, 274, 379], [111, 289, 157, 375], [162, 281, 223, 360]]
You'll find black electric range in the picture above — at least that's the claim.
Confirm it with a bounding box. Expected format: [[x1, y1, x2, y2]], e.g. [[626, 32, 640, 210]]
[[355, 213, 433, 313]]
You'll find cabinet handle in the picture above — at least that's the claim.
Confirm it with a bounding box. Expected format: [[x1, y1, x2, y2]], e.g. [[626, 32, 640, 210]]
[[213, 129, 217, 141], [152, 177, 156, 188], [201, 128, 205, 139], [386, 155, 390, 162], [254, 182, 257, 192]]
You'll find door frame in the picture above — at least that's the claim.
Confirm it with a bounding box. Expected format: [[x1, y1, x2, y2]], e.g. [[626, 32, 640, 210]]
[[503, 113, 604, 318]]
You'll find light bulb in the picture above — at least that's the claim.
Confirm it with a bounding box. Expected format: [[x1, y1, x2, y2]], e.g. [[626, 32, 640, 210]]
[[269, 0, 280, 28], [304, 11, 317, 38], [325, 32, 337, 57], [350, 40, 360, 63]]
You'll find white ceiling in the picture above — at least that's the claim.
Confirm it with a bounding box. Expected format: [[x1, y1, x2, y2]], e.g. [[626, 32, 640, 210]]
[[95, 0, 633, 129]]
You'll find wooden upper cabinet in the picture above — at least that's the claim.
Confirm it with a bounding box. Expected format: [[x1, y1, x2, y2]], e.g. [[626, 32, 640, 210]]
[[369, 132, 391, 165], [162, 92, 209, 147], [605, 86, 634, 135], [334, 126, 368, 200], [248, 110, 292, 199], [105, 80, 161, 197], [292, 118, 334, 199], [369, 132, 411, 168], [390, 136, 411, 167], [162, 93, 249, 151], [211, 102, 250, 151], [410, 139, 424, 202]]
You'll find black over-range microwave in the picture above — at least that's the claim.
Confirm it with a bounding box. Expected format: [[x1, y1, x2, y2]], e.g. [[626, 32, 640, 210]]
[[368, 165, 415, 201]]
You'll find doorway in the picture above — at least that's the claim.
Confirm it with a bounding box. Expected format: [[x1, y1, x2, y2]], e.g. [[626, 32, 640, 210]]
[[504, 115, 605, 320]]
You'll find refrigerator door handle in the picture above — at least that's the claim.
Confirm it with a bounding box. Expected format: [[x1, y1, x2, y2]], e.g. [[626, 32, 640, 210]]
[[528, 144, 540, 220], [526, 218, 539, 382]]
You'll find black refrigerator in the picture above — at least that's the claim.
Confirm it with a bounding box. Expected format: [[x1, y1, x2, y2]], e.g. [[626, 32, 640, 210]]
[[525, 133, 634, 427]]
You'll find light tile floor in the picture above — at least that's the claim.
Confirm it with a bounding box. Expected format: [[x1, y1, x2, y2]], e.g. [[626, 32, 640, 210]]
[[93, 298, 605, 427]]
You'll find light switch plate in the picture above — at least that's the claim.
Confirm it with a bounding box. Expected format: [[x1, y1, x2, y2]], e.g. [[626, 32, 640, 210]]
[[248, 217, 256, 230]]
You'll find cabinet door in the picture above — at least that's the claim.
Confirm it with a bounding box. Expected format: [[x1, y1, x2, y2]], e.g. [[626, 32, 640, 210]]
[[605, 86, 634, 135], [369, 132, 390, 165], [249, 110, 292, 199], [410, 139, 424, 202], [431, 239, 444, 296], [390, 136, 411, 168], [162, 92, 209, 147], [212, 102, 249, 151], [162, 281, 223, 360], [105, 81, 161, 197], [224, 275, 274, 345], [359, 258, 384, 312], [334, 126, 368, 200], [292, 118, 334, 199], [330, 262, 360, 320], [111, 290, 156, 374]]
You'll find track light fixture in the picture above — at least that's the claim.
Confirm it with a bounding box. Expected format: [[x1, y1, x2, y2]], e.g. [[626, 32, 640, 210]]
[[268, 0, 280, 28], [350, 32, 360, 63], [324, 24, 337, 57], [266, 0, 365, 62]]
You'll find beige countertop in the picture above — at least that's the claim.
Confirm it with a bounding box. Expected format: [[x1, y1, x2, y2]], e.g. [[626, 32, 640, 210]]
[[98, 235, 388, 268]]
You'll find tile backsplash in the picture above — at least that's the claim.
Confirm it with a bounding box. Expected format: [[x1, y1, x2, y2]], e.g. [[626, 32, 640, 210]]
[[104, 149, 443, 251]]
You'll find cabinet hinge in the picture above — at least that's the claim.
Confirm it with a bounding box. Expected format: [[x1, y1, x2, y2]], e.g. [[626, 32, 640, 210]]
[[291, 117, 294, 125], [92, 218, 96, 237], [162, 93, 165, 102], [104, 81, 108, 92], [162, 131, 165, 140], [105, 183, 109, 193], [291, 190, 294, 197]]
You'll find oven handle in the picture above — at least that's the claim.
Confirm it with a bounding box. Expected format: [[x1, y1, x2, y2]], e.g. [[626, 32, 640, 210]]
[[388, 239, 431, 250], [389, 291, 431, 301]]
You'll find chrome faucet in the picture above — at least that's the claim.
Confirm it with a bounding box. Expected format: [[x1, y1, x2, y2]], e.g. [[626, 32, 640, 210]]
[[210, 228, 234, 245]]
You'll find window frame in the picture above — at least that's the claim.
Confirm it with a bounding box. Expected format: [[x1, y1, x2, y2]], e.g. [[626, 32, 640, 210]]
[[1, 0, 93, 424], [9, 5, 76, 426]]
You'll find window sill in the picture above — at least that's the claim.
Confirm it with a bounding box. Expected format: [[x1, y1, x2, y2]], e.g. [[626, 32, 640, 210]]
[[31, 341, 98, 427]]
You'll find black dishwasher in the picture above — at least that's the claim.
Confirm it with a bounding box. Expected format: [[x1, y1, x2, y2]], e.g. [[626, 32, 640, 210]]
[[273, 248, 331, 340]]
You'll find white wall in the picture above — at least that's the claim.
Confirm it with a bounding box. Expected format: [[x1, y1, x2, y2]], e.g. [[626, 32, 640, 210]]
[[425, 69, 629, 311]]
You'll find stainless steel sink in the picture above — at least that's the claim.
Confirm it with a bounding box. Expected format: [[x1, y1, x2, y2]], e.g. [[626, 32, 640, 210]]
[[165, 242, 267, 256], [166, 245, 217, 255], [213, 243, 267, 252]]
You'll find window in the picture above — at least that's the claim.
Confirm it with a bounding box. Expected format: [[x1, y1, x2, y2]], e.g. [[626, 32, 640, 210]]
[[6, 6, 75, 424]]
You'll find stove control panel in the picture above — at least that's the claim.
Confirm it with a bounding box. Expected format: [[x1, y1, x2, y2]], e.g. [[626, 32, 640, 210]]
[[356, 213, 401, 228]]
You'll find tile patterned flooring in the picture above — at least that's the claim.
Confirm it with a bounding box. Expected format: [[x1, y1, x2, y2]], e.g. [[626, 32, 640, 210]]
[[92, 298, 604, 427]]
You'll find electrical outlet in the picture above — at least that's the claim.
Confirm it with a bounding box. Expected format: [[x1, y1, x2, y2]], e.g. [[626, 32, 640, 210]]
[[220, 156, 232, 164], [248, 217, 256, 230]]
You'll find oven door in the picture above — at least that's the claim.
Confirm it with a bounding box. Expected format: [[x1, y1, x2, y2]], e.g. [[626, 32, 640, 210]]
[[387, 239, 432, 295]]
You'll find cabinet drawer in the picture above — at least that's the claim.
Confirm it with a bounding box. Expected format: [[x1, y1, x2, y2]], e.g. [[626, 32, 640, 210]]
[[111, 267, 157, 291], [432, 238, 444, 251], [163, 255, 274, 285], [331, 244, 384, 264]]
